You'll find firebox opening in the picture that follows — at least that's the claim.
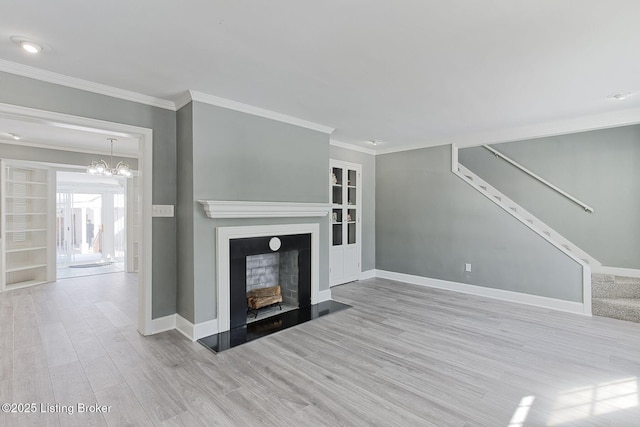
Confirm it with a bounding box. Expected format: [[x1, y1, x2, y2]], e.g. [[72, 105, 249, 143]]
[[245, 250, 299, 323]]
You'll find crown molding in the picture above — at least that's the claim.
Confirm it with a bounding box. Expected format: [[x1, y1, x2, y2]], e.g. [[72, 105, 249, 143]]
[[173, 91, 193, 111], [189, 90, 335, 134], [0, 59, 176, 111], [330, 139, 376, 155], [375, 107, 640, 155]]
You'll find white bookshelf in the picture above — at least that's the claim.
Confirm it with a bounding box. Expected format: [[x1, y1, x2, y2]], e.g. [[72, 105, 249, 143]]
[[1, 161, 51, 291]]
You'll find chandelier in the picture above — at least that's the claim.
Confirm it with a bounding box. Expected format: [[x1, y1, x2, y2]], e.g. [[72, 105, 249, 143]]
[[87, 138, 132, 178]]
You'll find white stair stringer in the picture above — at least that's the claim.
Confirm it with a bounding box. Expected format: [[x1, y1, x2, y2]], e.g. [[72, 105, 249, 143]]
[[457, 164, 601, 267], [453, 162, 593, 315]]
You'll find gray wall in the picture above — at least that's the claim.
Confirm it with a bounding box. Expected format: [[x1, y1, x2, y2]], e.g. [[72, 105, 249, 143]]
[[459, 125, 640, 269], [0, 71, 177, 318], [329, 145, 376, 272], [376, 145, 583, 302], [178, 101, 330, 324], [176, 103, 194, 320]]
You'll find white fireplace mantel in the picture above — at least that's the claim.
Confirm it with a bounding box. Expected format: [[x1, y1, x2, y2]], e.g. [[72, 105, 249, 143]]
[[198, 200, 330, 219]]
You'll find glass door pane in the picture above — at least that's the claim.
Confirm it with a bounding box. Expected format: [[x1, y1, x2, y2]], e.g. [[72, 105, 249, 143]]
[[331, 167, 343, 205], [347, 208, 356, 244], [56, 171, 126, 279], [57, 192, 102, 269], [347, 169, 357, 206]]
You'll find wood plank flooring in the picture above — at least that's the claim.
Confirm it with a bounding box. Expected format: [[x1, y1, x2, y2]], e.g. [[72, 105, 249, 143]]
[[2, 273, 640, 426]]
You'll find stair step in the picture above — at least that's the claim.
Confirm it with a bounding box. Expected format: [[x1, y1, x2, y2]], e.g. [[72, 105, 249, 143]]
[[592, 274, 640, 298], [592, 298, 640, 323]]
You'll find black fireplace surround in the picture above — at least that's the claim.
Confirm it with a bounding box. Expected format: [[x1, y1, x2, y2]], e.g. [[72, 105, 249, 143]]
[[229, 233, 311, 329], [198, 232, 351, 353]]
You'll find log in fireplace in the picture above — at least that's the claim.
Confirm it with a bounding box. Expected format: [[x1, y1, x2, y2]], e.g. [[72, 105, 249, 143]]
[[246, 285, 283, 318]]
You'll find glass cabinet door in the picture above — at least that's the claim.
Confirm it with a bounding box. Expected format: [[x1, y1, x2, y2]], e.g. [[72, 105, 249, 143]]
[[330, 160, 362, 286], [331, 166, 343, 246]]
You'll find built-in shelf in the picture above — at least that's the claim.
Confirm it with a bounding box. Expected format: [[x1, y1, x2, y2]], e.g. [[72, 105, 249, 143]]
[[6, 246, 47, 253], [5, 279, 47, 289], [5, 180, 48, 185], [5, 212, 47, 216], [5, 264, 47, 273], [2, 162, 51, 291], [4, 196, 48, 200]]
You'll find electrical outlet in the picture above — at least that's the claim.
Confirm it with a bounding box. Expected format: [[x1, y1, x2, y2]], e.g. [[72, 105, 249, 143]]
[[465, 263, 472, 272], [152, 205, 174, 217]]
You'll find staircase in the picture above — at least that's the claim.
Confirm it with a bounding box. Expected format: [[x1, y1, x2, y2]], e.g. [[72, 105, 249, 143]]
[[455, 163, 600, 268], [592, 274, 640, 323], [453, 146, 640, 323]]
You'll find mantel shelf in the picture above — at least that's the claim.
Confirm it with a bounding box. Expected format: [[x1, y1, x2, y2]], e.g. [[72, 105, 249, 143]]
[[198, 200, 331, 219]]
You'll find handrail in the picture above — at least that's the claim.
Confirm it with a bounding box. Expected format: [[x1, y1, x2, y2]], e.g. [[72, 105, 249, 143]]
[[482, 145, 594, 213]]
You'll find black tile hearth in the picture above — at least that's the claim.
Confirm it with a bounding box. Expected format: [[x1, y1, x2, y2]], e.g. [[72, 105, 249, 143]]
[[197, 300, 351, 353]]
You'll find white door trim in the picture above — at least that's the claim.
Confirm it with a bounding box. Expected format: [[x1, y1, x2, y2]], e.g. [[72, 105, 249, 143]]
[[0, 102, 154, 335]]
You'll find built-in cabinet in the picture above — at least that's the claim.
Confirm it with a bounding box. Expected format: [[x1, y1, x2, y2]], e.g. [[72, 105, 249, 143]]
[[1, 161, 53, 291], [330, 160, 361, 286]]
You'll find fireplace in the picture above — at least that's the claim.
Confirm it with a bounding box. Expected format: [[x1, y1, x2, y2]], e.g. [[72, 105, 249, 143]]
[[229, 233, 311, 329], [198, 220, 350, 352], [195, 201, 350, 351], [215, 223, 322, 333]]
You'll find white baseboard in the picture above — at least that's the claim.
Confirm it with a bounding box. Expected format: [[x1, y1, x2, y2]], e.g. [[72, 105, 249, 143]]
[[318, 289, 332, 303], [359, 269, 376, 280], [374, 269, 587, 315], [194, 319, 219, 341], [175, 314, 194, 340], [594, 266, 640, 278], [151, 314, 176, 334], [175, 314, 219, 341]]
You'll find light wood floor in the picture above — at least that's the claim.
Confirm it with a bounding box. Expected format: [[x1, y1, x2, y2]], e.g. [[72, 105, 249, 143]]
[[2, 274, 640, 426]]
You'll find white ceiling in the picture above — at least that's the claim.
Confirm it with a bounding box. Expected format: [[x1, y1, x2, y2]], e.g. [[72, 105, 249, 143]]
[[57, 170, 125, 187], [0, 116, 138, 156], [1, 0, 640, 152]]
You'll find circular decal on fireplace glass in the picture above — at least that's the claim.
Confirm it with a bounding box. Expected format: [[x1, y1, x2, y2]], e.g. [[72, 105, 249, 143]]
[[269, 237, 282, 251]]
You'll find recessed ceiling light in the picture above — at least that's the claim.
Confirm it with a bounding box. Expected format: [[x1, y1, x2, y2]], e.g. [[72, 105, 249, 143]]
[[608, 92, 633, 100], [21, 41, 42, 54], [10, 36, 46, 54]]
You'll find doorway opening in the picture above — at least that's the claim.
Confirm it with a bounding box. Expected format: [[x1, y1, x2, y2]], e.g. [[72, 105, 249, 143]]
[[0, 103, 153, 334], [56, 171, 127, 279]]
